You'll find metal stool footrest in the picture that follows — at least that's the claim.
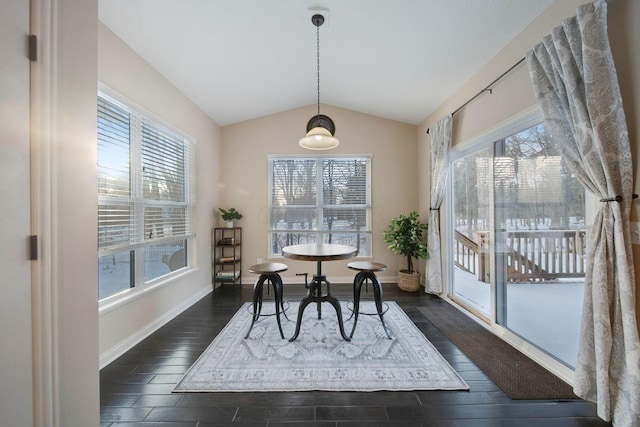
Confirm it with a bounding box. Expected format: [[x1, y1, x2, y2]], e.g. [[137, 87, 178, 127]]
[[246, 300, 290, 317], [346, 300, 389, 317]]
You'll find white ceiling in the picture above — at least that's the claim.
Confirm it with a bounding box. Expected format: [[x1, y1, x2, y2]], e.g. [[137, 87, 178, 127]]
[[99, 0, 555, 126]]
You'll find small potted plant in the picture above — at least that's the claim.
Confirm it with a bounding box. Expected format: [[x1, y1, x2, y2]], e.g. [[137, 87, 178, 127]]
[[219, 208, 242, 228], [383, 211, 428, 292]]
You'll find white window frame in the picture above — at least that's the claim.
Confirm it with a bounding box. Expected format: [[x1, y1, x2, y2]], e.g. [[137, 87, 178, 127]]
[[97, 84, 196, 305], [267, 154, 372, 257]]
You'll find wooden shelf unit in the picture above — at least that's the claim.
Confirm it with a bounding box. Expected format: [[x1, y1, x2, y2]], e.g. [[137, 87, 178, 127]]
[[212, 227, 242, 285]]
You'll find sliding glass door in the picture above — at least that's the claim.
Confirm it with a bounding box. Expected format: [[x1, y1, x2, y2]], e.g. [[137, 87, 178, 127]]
[[449, 118, 586, 368], [494, 123, 585, 368], [450, 146, 492, 318]]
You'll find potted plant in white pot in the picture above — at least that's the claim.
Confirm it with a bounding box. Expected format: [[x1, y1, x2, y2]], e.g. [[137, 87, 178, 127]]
[[219, 208, 242, 228], [383, 211, 428, 292]]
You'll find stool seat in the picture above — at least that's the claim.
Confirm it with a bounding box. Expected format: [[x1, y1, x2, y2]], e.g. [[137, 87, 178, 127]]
[[245, 262, 288, 340], [348, 261, 387, 272], [249, 262, 288, 274]]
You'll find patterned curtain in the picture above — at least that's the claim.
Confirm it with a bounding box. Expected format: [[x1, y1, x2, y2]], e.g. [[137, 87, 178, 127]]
[[426, 115, 452, 294], [526, 1, 640, 425]]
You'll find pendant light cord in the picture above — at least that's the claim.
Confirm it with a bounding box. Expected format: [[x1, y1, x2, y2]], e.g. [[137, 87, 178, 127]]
[[316, 24, 321, 117]]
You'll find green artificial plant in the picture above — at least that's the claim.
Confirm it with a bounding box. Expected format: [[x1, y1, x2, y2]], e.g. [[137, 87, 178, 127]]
[[383, 211, 428, 274], [219, 208, 243, 221]]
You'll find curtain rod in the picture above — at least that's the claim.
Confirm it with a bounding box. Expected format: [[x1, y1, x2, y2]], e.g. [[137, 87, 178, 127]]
[[426, 57, 526, 134]]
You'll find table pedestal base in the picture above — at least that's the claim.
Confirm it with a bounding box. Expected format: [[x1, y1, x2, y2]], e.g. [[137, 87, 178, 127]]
[[288, 274, 350, 342]]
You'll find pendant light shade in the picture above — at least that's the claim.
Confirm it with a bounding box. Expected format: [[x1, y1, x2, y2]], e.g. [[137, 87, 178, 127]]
[[299, 13, 340, 150], [299, 126, 340, 150]]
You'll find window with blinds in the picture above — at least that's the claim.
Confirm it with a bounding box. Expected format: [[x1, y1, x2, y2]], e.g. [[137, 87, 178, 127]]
[[268, 156, 371, 256], [97, 91, 193, 301]]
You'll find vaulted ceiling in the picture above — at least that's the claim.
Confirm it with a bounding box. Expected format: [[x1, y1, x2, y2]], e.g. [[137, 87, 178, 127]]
[[99, 0, 555, 126]]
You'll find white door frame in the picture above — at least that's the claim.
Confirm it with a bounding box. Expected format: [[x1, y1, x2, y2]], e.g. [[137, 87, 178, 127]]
[[30, 0, 57, 425]]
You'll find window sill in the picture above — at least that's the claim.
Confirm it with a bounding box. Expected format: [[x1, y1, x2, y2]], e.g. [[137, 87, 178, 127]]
[[99, 267, 199, 316]]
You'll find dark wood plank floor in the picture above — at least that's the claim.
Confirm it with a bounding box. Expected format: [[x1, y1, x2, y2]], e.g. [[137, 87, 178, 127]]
[[100, 282, 612, 426]]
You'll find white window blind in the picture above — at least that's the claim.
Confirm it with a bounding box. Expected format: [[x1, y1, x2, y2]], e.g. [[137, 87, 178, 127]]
[[268, 156, 371, 256], [97, 90, 193, 300], [140, 119, 191, 242]]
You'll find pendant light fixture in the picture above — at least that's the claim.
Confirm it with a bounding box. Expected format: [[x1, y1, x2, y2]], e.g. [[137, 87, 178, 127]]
[[299, 13, 340, 150]]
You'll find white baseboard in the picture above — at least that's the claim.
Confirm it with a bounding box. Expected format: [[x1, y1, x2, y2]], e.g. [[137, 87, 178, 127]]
[[99, 286, 212, 369]]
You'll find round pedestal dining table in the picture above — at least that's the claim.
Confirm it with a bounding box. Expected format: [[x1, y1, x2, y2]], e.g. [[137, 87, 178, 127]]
[[282, 243, 358, 342]]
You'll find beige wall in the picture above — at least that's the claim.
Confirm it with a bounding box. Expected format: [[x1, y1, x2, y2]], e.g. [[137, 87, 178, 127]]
[[609, 0, 640, 323], [418, 0, 640, 325], [98, 23, 222, 364], [221, 104, 419, 283]]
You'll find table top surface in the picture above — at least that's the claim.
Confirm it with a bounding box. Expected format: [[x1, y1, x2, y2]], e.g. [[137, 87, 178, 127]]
[[282, 243, 358, 262]]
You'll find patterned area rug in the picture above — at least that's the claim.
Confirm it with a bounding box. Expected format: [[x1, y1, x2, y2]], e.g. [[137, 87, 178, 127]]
[[173, 301, 468, 392]]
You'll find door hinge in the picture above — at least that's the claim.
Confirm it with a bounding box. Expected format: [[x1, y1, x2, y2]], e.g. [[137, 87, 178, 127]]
[[30, 235, 38, 261], [28, 34, 38, 62]]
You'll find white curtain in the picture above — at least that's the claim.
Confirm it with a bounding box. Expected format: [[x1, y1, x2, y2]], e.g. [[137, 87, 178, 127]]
[[526, 1, 640, 425], [426, 115, 452, 294]]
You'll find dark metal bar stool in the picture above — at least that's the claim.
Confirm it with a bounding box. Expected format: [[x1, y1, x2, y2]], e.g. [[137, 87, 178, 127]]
[[245, 262, 288, 339], [347, 261, 391, 339]]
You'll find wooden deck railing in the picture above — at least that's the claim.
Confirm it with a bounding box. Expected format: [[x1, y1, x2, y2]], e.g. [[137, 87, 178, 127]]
[[503, 230, 586, 281], [454, 230, 486, 281], [455, 229, 586, 282]]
